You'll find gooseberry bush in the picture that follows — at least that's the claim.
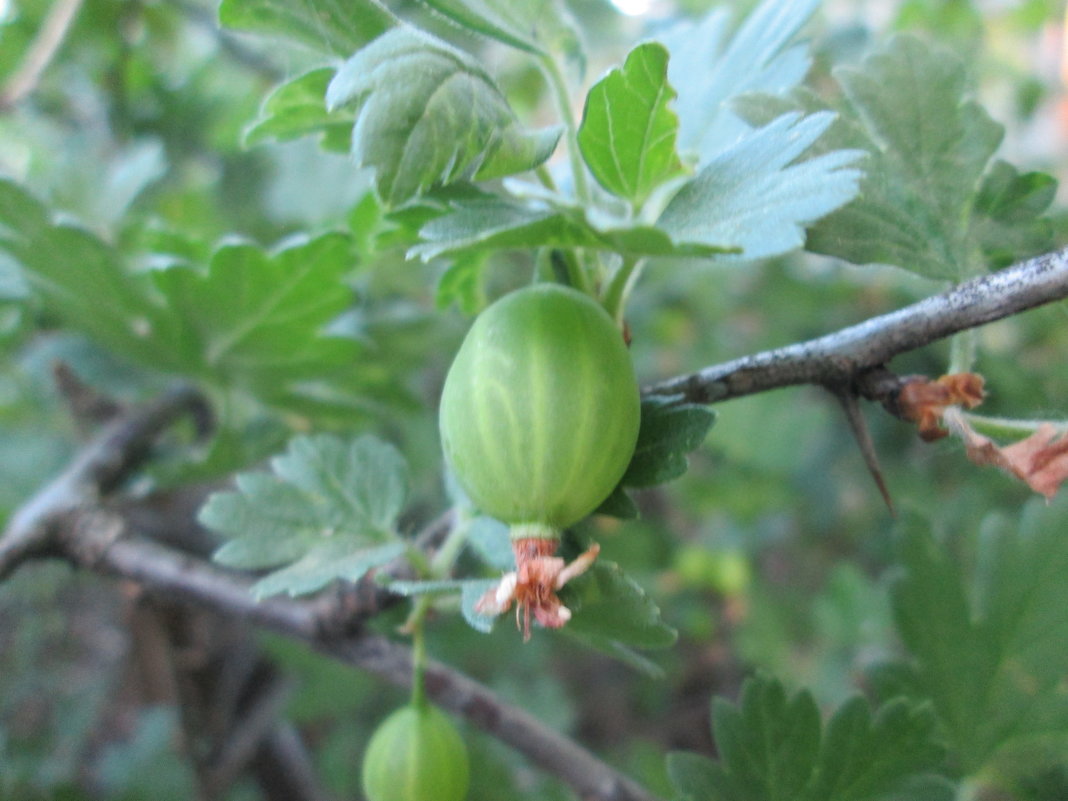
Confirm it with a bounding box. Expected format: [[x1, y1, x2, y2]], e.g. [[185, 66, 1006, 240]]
[[0, 1, 1067, 800]]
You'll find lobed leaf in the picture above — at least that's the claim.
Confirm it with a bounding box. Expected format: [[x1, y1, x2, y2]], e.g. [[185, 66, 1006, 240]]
[[971, 160, 1056, 269], [622, 397, 716, 488], [0, 181, 391, 419], [561, 558, 677, 652], [891, 500, 1068, 776], [0, 179, 182, 369], [578, 42, 688, 207], [659, 0, 819, 166], [435, 254, 488, 315], [738, 35, 1039, 279], [150, 233, 363, 394], [461, 579, 501, 633], [410, 193, 735, 262], [594, 396, 715, 520], [243, 69, 353, 153], [327, 28, 560, 207], [657, 112, 864, 262], [202, 434, 409, 598], [218, 0, 397, 56], [667, 674, 943, 801]]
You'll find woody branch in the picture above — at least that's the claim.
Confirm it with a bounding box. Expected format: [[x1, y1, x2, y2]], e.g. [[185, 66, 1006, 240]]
[[644, 246, 1068, 405]]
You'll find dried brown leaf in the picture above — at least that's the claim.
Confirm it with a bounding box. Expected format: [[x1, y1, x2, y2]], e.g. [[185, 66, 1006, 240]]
[[945, 409, 1068, 499], [898, 373, 986, 441]]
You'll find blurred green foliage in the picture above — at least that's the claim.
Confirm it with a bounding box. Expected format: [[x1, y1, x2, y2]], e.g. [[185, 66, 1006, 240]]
[[0, 0, 1066, 799]]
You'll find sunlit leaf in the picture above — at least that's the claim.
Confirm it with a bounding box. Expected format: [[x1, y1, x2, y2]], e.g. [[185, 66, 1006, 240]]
[[578, 42, 687, 206], [658, 112, 864, 261]]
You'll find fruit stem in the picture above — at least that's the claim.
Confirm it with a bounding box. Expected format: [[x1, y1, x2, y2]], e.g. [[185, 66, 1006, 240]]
[[430, 513, 471, 576], [409, 594, 431, 709], [538, 52, 590, 207], [508, 522, 560, 541], [948, 328, 978, 374], [602, 254, 645, 326]]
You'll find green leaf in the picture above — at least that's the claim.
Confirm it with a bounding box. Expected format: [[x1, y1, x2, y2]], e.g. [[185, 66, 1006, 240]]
[[666, 751, 721, 801], [743, 35, 1009, 279], [622, 396, 715, 488], [251, 541, 405, 599], [0, 179, 179, 368], [435, 254, 487, 315], [659, 0, 819, 165], [465, 516, 513, 571], [657, 112, 864, 261], [415, 0, 582, 63], [561, 558, 677, 651], [410, 193, 735, 261], [971, 160, 1056, 269], [711, 677, 822, 801], [593, 484, 639, 520], [243, 69, 353, 153], [326, 29, 561, 207], [807, 698, 944, 801], [218, 0, 397, 56], [891, 498, 1068, 775], [151, 233, 361, 394], [667, 675, 943, 801], [384, 578, 469, 596], [0, 182, 389, 419], [461, 579, 501, 633], [578, 42, 687, 207], [594, 397, 714, 520], [202, 434, 408, 598]]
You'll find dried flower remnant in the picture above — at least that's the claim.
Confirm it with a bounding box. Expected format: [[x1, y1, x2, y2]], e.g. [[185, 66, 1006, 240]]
[[943, 409, 1068, 500], [475, 539, 600, 641], [897, 373, 986, 440]]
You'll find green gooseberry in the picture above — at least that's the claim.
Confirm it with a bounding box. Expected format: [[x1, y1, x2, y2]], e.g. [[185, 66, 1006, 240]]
[[440, 283, 640, 539]]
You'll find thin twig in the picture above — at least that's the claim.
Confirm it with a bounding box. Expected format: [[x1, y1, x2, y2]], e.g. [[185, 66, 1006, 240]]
[[644, 247, 1068, 404], [252, 724, 335, 801], [0, 0, 85, 110]]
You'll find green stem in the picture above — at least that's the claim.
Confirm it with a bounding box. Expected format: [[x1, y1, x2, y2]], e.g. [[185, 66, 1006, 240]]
[[961, 412, 1067, 441], [602, 255, 645, 326], [538, 52, 590, 207], [408, 595, 431, 708], [405, 543, 433, 578], [429, 514, 469, 576], [948, 328, 978, 374], [509, 522, 560, 541], [535, 164, 557, 192]]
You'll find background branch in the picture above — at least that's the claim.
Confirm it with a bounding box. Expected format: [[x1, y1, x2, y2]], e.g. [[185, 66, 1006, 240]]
[[0, 384, 209, 579], [0, 0, 85, 110], [645, 247, 1068, 404]]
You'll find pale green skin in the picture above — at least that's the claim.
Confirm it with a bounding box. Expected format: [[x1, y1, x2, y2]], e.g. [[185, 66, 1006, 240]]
[[440, 284, 640, 534], [361, 704, 470, 801]]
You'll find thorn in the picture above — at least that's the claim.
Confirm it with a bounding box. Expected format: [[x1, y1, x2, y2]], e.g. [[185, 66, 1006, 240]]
[[52, 361, 123, 433], [833, 389, 896, 517]]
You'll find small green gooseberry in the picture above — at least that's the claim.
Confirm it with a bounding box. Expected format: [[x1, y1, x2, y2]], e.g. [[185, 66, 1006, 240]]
[[362, 703, 470, 801]]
